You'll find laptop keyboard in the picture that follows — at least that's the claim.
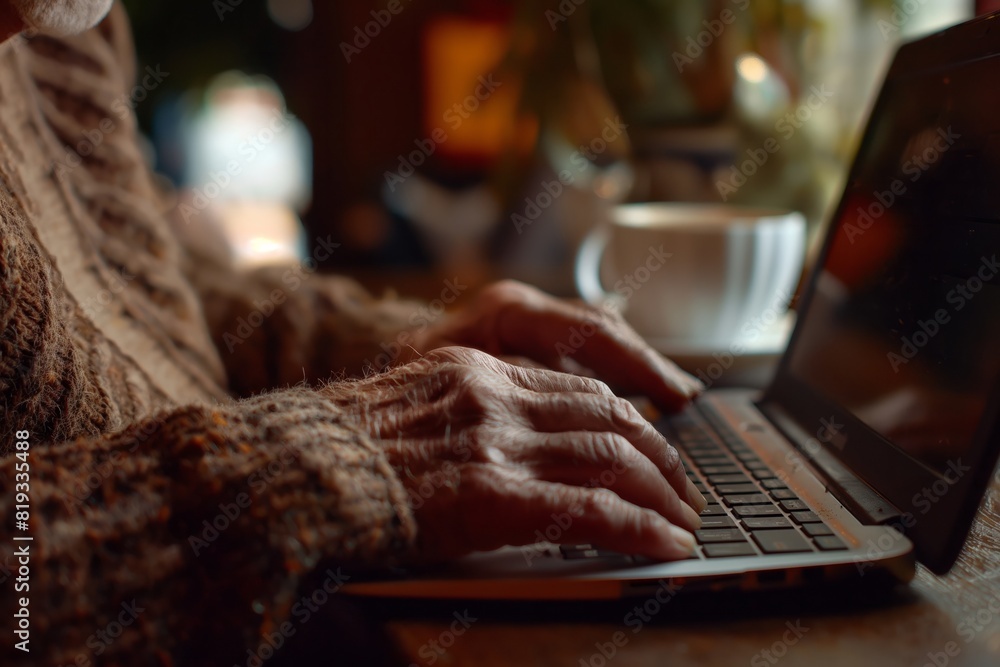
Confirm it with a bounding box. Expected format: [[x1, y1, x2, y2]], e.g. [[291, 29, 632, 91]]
[[558, 403, 848, 561], [669, 404, 847, 558]]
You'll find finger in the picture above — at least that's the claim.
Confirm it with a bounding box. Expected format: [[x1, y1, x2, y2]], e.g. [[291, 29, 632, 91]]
[[452, 471, 697, 562], [495, 294, 703, 412], [495, 355, 549, 370], [512, 430, 701, 532], [518, 391, 707, 513], [497, 361, 618, 398]]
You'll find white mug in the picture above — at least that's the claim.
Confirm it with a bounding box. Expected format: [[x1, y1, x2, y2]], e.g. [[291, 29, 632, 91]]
[[575, 203, 806, 346]]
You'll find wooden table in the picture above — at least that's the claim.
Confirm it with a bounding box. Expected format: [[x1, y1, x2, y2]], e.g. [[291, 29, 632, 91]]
[[384, 475, 1000, 667]]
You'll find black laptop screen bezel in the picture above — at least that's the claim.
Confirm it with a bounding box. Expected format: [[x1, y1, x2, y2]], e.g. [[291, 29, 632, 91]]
[[762, 12, 1000, 575]]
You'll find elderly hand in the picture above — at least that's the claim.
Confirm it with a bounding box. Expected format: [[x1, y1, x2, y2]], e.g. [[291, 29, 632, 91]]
[[331, 347, 706, 563], [411, 280, 703, 413]]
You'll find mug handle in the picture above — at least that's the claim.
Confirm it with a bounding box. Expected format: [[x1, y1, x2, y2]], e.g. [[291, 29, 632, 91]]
[[575, 225, 616, 307]]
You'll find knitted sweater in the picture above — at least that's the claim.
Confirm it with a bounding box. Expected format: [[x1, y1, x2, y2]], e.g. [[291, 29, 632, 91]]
[[1, 5, 420, 664]]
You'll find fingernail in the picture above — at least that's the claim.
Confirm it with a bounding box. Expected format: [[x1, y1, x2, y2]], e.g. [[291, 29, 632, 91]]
[[686, 478, 708, 512], [668, 525, 698, 555], [681, 503, 703, 532], [683, 375, 705, 396]]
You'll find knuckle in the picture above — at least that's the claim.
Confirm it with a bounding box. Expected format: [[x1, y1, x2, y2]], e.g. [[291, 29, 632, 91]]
[[482, 279, 529, 305], [661, 443, 683, 475], [581, 488, 621, 521], [591, 432, 633, 468], [452, 370, 496, 413], [581, 376, 615, 398], [426, 345, 483, 367], [607, 397, 642, 432]]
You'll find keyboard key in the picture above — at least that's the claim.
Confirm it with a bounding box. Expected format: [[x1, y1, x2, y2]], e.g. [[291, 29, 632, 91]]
[[752, 469, 778, 480], [693, 482, 708, 493], [700, 465, 742, 475], [769, 489, 798, 500], [733, 505, 782, 517], [696, 529, 746, 544], [752, 529, 813, 554], [723, 494, 773, 506], [690, 455, 731, 465], [780, 499, 810, 512], [744, 461, 769, 471], [741, 516, 792, 530], [734, 451, 761, 463], [684, 444, 721, 453], [707, 474, 752, 485], [803, 523, 834, 537], [715, 483, 760, 495], [761, 479, 787, 489], [701, 504, 727, 516], [790, 511, 822, 524], [704, 542, 756, 558], [814, 535, 848, 551], [699, 516, 736, 529], [559, 545, 620, 559]]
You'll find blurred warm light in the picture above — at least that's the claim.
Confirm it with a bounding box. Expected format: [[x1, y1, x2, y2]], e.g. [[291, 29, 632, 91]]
[[423, 16, 536, 160], [267, 0, 313, 31], [217, 202, 306, 269], [736, 55, 768, 84], [180, 72, 312, 267]]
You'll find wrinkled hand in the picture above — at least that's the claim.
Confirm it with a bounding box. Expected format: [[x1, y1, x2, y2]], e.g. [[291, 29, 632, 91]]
[[411, 280, 703, 413], [331, 347, 706, 563]]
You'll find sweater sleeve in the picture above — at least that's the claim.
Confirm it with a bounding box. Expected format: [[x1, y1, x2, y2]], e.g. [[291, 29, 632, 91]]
[[1, 182, 417, 667], [176, 219, 428, 396], [0, 389, 417, 666]]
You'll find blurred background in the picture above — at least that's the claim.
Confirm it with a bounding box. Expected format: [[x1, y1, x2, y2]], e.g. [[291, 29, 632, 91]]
[[122, 0, 990, 295]]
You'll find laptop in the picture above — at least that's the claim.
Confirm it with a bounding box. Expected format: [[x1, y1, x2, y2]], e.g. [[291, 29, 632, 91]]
[[345, 12, 1000, 600]]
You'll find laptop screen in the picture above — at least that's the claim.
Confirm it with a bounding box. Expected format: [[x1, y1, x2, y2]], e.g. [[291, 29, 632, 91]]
[[785, 45, 1000, 473]]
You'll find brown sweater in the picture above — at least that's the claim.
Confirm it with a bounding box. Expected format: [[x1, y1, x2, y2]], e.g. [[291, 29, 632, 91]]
[[1, 5, 422, 664]]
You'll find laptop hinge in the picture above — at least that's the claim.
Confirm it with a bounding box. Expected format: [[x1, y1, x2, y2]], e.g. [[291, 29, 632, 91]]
[[757, 401, 905, 526]]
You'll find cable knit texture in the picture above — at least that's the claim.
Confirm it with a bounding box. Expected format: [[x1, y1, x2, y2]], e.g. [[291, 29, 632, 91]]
[[0, 4, 420, 664]]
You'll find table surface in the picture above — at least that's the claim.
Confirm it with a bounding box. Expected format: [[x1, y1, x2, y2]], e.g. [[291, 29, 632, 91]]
[[386, 469, 1000, 667]]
